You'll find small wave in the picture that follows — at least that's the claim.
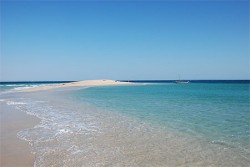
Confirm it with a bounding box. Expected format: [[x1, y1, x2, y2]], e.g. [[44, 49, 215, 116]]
[[6, 101, 27, 105], [13, 85, 39, 90], [211, 140, 228, 144], [5, 84, 22, 87], [55, 129, 73, 136]]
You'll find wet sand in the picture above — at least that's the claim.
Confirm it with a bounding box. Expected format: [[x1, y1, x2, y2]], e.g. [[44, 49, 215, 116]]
[[0, 102, 40, 167]]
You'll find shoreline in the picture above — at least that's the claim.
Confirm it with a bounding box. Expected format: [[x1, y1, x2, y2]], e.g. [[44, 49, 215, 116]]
[[0, 80, 133, 166], [0, 102, 40, 167]]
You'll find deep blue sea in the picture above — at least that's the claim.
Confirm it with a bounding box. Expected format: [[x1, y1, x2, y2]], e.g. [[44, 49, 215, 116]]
[[1, 80, 249, 166]]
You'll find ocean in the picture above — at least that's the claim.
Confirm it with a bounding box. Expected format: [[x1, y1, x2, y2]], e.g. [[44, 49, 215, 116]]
[[0, 80, 249, 166]]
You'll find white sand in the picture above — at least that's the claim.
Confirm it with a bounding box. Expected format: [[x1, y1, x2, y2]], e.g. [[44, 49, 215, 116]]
[[19, 80, 133, 92]]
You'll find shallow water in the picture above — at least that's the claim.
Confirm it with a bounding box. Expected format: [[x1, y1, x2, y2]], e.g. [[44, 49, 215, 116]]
[[72, 83, 250, 154], [0, 82, 249, 166]]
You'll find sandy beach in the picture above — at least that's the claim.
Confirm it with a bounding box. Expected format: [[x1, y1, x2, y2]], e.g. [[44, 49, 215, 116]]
[[0, 102, 40, 167]]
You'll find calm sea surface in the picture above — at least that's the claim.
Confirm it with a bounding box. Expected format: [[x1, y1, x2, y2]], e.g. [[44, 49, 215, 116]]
[[1, 81, 249, 166]]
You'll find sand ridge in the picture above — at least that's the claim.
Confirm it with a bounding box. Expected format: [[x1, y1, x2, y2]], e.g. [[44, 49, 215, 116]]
[[19, 80, 134, 92]]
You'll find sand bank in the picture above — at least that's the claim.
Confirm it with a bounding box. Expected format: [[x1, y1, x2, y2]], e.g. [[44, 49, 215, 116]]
[[0, 102, 40, 167], [20, 80, 133, 92]]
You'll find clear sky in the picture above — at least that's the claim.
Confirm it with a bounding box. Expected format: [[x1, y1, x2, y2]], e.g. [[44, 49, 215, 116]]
[[1, 0, 249, 81]]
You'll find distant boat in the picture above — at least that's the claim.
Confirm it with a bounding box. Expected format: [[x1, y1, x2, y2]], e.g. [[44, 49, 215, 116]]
[[175, 74, 190, 84]]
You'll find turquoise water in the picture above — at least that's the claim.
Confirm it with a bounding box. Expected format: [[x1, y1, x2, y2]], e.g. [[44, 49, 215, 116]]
[[73, 83, 250, 155]]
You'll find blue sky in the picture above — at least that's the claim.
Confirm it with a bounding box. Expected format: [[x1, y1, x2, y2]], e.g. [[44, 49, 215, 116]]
[[1, 1, 249, 81]]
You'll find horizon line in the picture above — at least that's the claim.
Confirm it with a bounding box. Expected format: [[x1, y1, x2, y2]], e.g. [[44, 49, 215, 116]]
[[0, 79, 250, 82]]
